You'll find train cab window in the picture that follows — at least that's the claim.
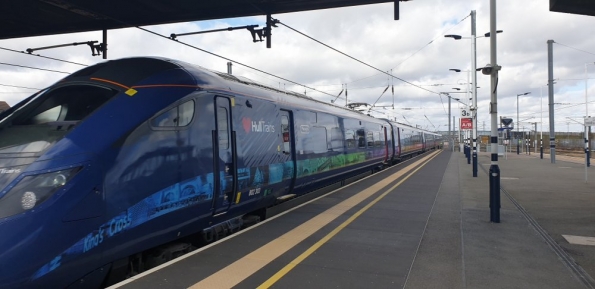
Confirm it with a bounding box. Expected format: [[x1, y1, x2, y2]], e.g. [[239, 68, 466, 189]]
[[216, 106, 229, 149], [152, 100, 195, 128], [11, 85, 116, 125], [281, 115, 290, 153], [30, 106, 62, 124], [0, 85, 117, 154]]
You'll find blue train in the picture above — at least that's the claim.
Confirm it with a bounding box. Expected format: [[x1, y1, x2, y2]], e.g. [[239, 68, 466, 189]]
[[0, 57, 441, 288]]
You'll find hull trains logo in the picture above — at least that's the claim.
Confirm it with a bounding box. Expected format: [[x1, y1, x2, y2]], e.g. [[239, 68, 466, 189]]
[[242, 117, 275, 133]]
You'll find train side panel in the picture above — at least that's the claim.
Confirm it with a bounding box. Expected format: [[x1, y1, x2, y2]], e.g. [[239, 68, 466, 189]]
[[397, 126, 423, 158], [290, 111, 386, 195]]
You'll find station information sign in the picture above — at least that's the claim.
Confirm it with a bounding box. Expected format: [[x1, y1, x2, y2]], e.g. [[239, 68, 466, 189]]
[[460, 107, 471, 118], [460, 118, 473, 130]]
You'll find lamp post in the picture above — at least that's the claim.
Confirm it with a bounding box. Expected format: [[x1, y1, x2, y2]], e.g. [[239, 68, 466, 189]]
[[488, 0, 501, 223], [442, 92, 462, 152], [445, 12, 499, 177], [585, 62, 594, 169], [539, 82, 556, 159], [470, 11, 478, 178], [548, 40, 556, 164], [516, 92, 530, 154], [566, 116, 589, 181], [440, 88, 469, 153], [540, 85, 544, 159], [449, 70, 471, 161]]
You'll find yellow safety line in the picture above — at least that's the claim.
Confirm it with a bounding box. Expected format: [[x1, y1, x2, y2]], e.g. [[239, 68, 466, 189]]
[[256, 150, 441, 288], [188, 150, 441, 289]]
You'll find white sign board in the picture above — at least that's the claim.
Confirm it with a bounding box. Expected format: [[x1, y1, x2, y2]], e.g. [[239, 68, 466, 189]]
[[460, 107, 471, 118], [585, 117, 595, 126]]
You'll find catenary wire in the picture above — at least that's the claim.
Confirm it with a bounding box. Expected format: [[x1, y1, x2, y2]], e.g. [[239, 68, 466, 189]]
[[554, 42, 595, 57], [344, 13, 471, 85], [278, 21, 440, 96], [0, 62, 70, 74], [134, 27, 335, 98], [0, 46, 89, 66], [0, 83, 43, 90], [554, 100, 595, 111]]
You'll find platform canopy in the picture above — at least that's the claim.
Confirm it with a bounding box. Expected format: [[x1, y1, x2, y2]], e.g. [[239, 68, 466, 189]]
[[0, 0, 399, 40], [550, 0, 595, 17], [0, 1, 591, 41]]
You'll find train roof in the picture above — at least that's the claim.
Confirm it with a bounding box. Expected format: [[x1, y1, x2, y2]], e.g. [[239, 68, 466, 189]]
[[62, 57, 386, 125], [379, 119, 442, 136]]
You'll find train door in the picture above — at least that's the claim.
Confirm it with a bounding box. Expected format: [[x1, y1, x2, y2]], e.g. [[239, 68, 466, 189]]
[[279, 110, 296, 195], [383, 126, 389, 162], [213, 96, 237, 215], [395, 126, 401, 159]]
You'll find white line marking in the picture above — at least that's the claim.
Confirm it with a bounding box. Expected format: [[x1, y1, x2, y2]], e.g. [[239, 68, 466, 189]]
[[563, 235, 595, 246]]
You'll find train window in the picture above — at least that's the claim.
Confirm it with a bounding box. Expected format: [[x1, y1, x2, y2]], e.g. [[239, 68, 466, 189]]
[[317, 113, 334, 125], [178, 100, 195, 126], [307, 127, 327, 154], [152, 100, 195, 127], [281, 115, 290, 152], [330, 127, 343, 150], [357, 129, 366, 148], [152, 107, 178, 127], [217, 106, 229, 149], [345, 130, 355, 148], [374, 131, 383, 147], [367, 131, 374, 147], [302, 111, 316, 124]]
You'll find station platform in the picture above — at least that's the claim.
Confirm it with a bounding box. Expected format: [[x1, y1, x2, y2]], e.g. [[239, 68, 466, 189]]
[[108, 148, 595, 289]]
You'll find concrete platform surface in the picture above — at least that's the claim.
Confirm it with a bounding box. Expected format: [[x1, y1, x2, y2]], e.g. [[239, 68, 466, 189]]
[[407, 149, 595, 289]]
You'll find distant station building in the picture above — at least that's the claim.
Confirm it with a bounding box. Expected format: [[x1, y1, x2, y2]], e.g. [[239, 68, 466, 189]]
[[0, 101, 10, 113]]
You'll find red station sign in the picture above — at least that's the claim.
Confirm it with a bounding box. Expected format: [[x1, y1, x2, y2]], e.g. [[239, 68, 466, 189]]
[[460, 118, 473, 130]]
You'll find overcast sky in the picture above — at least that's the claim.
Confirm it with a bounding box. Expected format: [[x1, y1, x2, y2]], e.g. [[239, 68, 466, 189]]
[[1, 0, 594, 134]]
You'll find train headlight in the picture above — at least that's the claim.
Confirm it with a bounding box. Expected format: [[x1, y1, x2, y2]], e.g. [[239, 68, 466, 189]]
[[52, 174, 67, 187], [0, 167, 82, 219], [21, 191, 37, 210]]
